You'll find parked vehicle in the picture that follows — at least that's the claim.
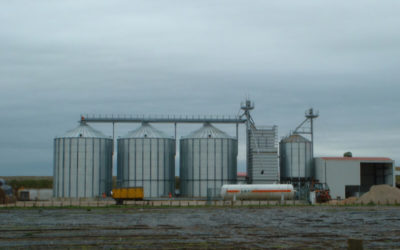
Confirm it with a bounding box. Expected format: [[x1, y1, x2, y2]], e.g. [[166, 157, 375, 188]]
[[310, 181, 331, 203], [221, 184, 295, 201], [111, 187, 144, 205]]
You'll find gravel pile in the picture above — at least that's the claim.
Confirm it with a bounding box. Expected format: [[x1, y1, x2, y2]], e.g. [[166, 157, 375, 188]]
[[356, 185, 400, 205]]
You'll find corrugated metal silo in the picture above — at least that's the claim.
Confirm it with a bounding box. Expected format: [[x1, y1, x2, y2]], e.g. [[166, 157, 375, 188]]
[[180, 123, 238, 198], [279, 134, 313, 181], [53, 122, 113, 198], [117, 123, 175, 198]]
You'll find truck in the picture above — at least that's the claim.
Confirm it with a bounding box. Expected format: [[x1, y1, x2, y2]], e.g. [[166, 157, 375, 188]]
[[111, 187, 144, 205], [309, 181, 331, 203]]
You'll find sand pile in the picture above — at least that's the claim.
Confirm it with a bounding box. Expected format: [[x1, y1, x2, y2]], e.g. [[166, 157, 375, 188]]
[[356, 185, 400, 205]]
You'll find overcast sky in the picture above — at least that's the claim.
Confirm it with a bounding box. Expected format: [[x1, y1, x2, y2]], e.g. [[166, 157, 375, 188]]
[[1, 1, 399, 176]]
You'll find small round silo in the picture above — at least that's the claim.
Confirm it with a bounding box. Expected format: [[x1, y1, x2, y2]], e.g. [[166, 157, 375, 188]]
[[53, 122, 113, 198], [279, 134, 313, 181], [117, 123, 175, 198], [180, 123, 238, 198]]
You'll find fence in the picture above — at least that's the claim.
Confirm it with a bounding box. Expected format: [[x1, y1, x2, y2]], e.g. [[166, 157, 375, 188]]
[[0, 199, 308, 208]]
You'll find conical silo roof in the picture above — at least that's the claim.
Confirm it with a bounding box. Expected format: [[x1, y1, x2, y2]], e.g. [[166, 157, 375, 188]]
[[60, 122, 109, 138], [183, 123, 234, 139], [281, 134, 310, 143], [122, 122, 172, 139]]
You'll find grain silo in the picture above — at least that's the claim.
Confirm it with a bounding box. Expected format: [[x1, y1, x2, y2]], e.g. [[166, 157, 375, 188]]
[[117, 122, 175, 198], [53, 122, 113, 198], [279, 134, 313, 182], [180, 123, 237, 198]]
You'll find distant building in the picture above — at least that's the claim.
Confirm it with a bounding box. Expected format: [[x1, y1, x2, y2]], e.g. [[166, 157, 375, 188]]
[[315, 157, 395, 199], [18, 189, 53, 201]]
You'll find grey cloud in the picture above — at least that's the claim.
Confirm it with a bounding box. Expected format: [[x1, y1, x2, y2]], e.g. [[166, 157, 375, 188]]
[[0, 1, 399, 176]]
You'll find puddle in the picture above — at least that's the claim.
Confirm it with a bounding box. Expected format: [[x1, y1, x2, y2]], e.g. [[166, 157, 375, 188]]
[[0, 207, 399, 248]]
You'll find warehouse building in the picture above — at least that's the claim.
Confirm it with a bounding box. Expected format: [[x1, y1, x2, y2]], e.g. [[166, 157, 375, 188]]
[[315, 157, 395, 199]]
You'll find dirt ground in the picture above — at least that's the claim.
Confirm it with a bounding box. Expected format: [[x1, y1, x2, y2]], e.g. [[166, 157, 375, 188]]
[[0, 206, 399, 249]]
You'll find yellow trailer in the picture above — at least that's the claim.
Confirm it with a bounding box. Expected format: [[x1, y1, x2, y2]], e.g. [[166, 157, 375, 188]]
[[111, 187, 144, 205]]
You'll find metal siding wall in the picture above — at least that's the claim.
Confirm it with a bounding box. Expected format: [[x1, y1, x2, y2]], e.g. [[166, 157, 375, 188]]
[[280, 140, 313, 180], [134, 139, 141, 188], [162, 139, 167, 196], [116, 141, 121, 187], [222, 139, 228, 184], [108, 140, 113, 193], [142, 139, 150, 197], [119, 139, 127, 187], [54, 137, 112, 198], [60, 139, 65, 197], [293, 143, 300, 176], [314, 158, 325, 183], [215, 139, 222, 191], [90, 139, 95, 197], [200, 139, 207, 196], [69, 138, 78, 198], [207, 139, 215, 192], [306, 142, 312, 177], [192, 139, 199, 196], [249, 128, 278, 183], [117, 138, 175, 198], [158, 139, 165, 196], [98, 139, 103, 196], [104, 140, 109, 194], [385, 164, 394, 186], [77, 139, 85, 197], [170, 140, 175, 194], [179, 140, 186, 196], [117, 139, 123, 186], [92, 139, 100, 196], [101, 139, 111, 195], [230, 140, 238, 183], [129, 139, 135, 187], [63, 139, 70, 197], [54, 139, 59, 197], [180, 138, 237, 198], [85, 139, 92, 197], [150, 139, 157, 196], [54, 139, 60, 197], [159, 139, 166, 196], [279, 143, 284, 179], [326, 160, 360, 199]]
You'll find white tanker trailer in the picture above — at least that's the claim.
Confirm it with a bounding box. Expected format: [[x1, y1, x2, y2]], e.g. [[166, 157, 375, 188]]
[[221, 184, 295, 201]]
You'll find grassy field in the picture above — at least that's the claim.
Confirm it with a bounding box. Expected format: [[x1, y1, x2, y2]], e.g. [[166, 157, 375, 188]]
[[0, 176, 53, 190], [0, 176, 53, 181]]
